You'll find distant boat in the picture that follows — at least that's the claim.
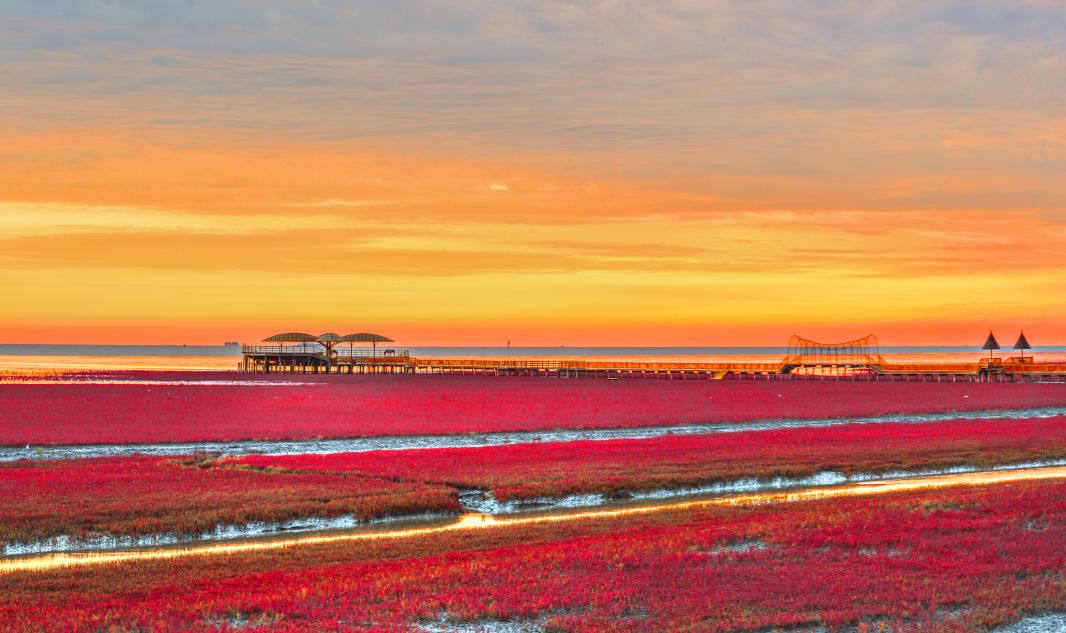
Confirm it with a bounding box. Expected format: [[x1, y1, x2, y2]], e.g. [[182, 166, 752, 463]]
[[223, 341, 240, 347]]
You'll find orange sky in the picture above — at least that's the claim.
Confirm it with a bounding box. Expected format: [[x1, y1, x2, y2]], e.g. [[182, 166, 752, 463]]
[[2, 2, 1065, 346]]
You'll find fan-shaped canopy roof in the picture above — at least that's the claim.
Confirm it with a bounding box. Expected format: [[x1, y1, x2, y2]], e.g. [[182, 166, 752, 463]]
[[982, 331, 1001, 351], [341, 333, 394, 343], [1014, 331, 1032, 350], [263, 332, 317, 343], [316, 333, 343, 343]]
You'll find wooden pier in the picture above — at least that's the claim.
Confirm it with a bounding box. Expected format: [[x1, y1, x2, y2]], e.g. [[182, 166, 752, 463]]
[[240, 345, 1066, 383]]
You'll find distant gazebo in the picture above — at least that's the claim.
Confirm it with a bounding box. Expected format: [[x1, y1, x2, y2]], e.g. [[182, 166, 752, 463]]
[[262, 332, 316, 350], [263, 332, 315, 344], [1014, 331, 1032, 360], [341, 333, 394, 357], [982, 330, 1001, 360]]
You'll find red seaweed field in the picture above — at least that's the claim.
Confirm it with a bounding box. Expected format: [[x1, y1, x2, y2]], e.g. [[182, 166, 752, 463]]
[[0, 455, 458, 546], [3, 375, 1066, 632], [3, 375, 1066, 445], [1, 477, 1064, 631], [2, 416, 1064, 547], [235, 416, 1066, 502]]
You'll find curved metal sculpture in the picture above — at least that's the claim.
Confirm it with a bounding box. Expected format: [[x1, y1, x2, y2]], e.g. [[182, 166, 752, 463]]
[[784, 334, 882, 368]]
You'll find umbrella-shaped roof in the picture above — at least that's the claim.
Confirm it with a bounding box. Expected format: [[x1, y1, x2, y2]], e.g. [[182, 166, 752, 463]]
[[316, 333, 344, 343], [341, 333, 394, 343], [1014, 331, 1032, 350], [263, 332, 317, 343], [982, 330, 1001, 351]]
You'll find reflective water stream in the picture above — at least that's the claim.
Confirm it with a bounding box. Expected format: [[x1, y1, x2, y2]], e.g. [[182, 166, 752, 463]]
[[4, 465, 1064, 574], [6, 405, 1066, 462]]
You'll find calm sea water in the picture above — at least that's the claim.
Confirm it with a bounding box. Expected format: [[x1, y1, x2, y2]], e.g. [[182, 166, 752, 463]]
[[1, 344, 1065, 372]]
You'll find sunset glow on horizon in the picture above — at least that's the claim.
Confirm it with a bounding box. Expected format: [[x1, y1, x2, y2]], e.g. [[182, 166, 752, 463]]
[[3, 2, 1066, 346]]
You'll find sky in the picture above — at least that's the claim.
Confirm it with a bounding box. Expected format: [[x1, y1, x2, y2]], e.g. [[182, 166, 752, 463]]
[[2, 1, 1065, 346]]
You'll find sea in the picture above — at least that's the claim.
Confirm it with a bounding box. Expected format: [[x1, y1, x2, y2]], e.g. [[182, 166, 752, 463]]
[[1, 344, 1065, 372]]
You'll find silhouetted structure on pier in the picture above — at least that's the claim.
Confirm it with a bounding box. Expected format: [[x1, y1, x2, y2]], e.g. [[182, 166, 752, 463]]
[[1014, 331, 1032, 360], [983, 331, 1001, 360]]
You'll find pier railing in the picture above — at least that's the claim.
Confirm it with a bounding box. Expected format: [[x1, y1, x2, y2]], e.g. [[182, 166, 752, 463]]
[[242, 345, 328, 358], [876, 362, 983, 374], [241, 345, 409, 360], [1003, 362, 1066, 374], [336, 349, 409, 359]]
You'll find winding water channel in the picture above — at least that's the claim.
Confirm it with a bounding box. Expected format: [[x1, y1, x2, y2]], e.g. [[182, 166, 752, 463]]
[[6, 405, 1066, 462], [4, 465, 1064, 574]]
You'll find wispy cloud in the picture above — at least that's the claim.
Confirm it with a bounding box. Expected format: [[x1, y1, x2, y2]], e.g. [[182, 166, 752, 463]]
[[280, 199, 396, 208], [0, 201, 383, 236]]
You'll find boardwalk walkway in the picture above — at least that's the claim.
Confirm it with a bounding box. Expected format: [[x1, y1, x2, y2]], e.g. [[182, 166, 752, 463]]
[[239, 346, 1066, 382]]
